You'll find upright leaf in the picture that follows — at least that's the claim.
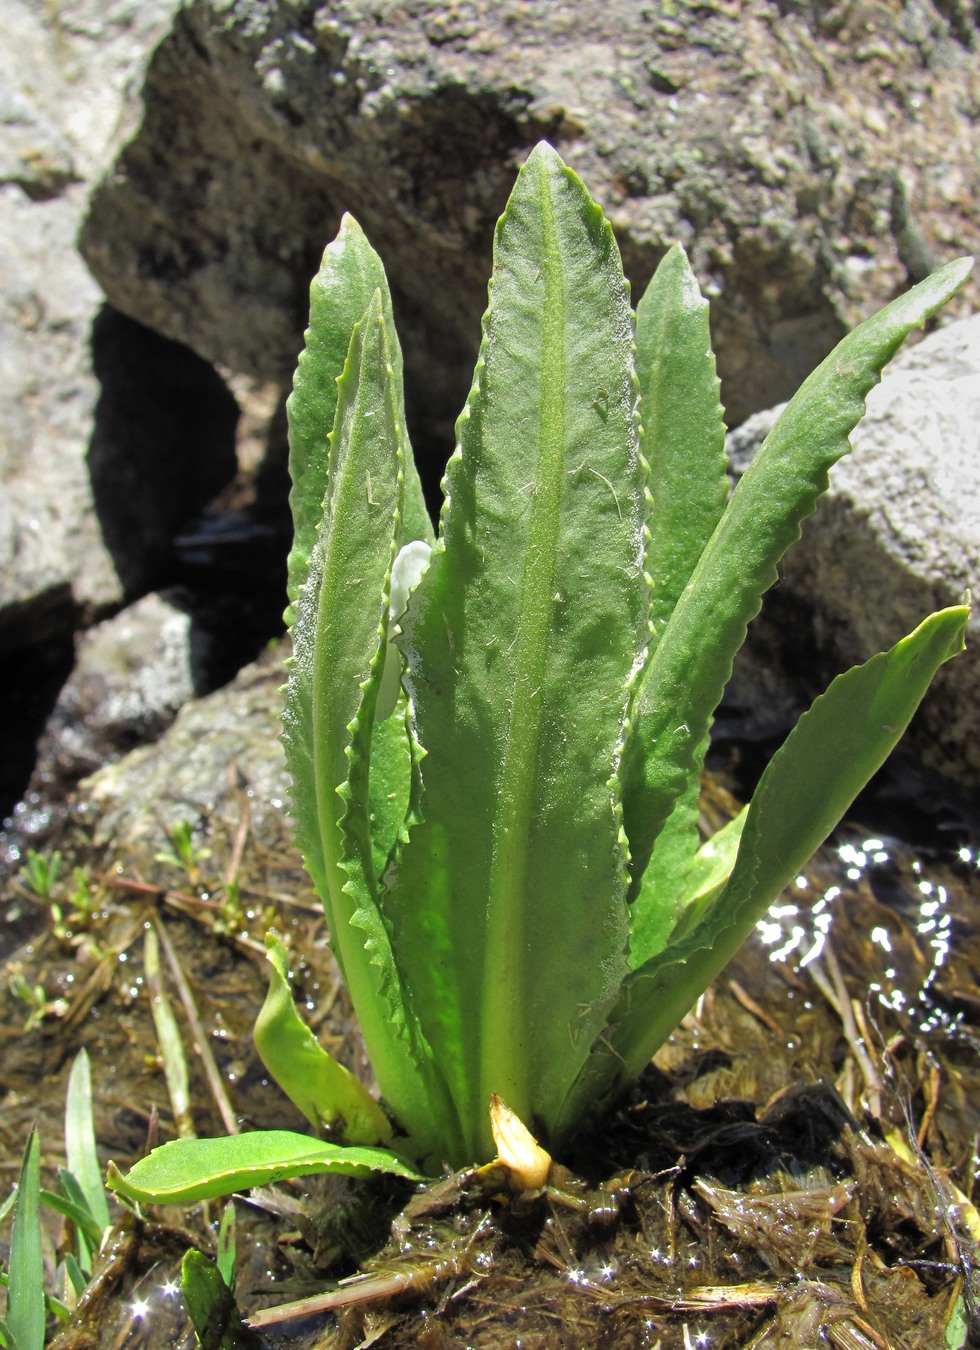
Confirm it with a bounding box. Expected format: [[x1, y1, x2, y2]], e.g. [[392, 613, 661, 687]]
[[559, 603, 969, 1136], [282, 294, 456, 1162], [7, 1127, 44, 1350], [65, 1049, 110, 1235], [285, 215, 432, 628], [637, 243, 729, 645], [393, 143, 647, 1159], [628, 244, 729, 954], [621, 256, 973, 887]]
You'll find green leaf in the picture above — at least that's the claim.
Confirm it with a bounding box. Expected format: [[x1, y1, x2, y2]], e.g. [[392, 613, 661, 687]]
[[668, 806, 747, 944], [7, 1127, 43, 1350], [181, 1249, 262, 1350], [561, 603, 969, 1132], [621, 255, 974, 889], [106, 1131, 421, 1206], [283, 293, 455, 1163], [63, 1254, 87, 1299], [65, 1050, 110, 1235], [393, 142, 646, 1158], [252, 935, 392, 1145], [216, 1203, 236, 1289], [144, 927, 195, 1139], [365, 697, 414, 880], [42, 1177, 102, 1249], [637, 242, 729, 645], [285, 215, 432, 628], [627, 245, 730, 956]]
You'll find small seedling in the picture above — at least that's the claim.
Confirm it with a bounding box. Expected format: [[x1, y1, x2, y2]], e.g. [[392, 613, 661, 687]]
[[18, 851, 61, 905], [0, 1052, 111, 1348]]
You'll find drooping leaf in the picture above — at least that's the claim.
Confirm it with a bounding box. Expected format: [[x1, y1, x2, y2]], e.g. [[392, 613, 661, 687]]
[[107, 1131, 421, 1206], [252, 935, 392, 1145], [282, 294, 456, 1161], [285, 215, 431, 627], [621, 256, 974, 890], [7, 1127, 43, 1350], [560, 603, 969, 1134], [393, 142, 647, 1159]]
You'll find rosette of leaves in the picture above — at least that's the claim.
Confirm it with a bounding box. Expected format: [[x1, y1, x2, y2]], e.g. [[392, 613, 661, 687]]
[[111, 143, 971, 1203]]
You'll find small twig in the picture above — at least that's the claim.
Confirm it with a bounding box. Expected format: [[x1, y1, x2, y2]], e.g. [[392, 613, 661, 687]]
[[810, 942, 882, 1117], [150, 913, 239, 1136], [727, 978, 783, 1035], [104, 874, 268, 962], [224, 780, 250, 889], [248, 1216, 492, 1327], [916, 1056, 942, 1151]]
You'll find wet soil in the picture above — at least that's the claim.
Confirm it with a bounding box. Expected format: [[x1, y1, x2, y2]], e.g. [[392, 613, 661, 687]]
[[2, 774, 978, 1349]]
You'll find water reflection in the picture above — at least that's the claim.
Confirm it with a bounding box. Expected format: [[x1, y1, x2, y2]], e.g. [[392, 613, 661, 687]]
[[755, 831, 978, 1039]]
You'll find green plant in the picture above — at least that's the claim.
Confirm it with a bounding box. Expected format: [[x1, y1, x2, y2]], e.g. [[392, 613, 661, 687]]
[[155, 820, 211, 886], [17, 851, 61, 905], [0, 1052, 111, 1348], [110, 143, 971, 1203]]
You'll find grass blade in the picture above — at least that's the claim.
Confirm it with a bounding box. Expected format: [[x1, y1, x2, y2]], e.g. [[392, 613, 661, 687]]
[[143, 928, 195, 1139], [7, 1126, 44, 1350], [64, 1050, 110, 1234], [217, 1202, 236, 1288], [39, 1184, 102, 1250]]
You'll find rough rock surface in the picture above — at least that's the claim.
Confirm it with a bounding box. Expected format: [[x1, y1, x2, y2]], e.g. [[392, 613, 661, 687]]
[[0, 0, 238, 647], [30, 591, 212, 793], [78, 642, 290, 856], [727, 311, 980, 790], [80, 0, 980, 460]]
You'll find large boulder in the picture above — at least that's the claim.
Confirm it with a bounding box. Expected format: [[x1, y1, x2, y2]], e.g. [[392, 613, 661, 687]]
[[727, 311, 980, 790], [80, 0, 980, 462], [0, 0, 238, 649]]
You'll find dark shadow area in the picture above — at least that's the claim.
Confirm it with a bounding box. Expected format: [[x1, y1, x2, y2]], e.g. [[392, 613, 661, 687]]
[[87, 305, 240, 598], [0, 613, 77, 825]]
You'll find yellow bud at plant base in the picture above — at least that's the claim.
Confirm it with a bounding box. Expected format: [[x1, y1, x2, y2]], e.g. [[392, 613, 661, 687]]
[[488, 1093, 552, 1192]]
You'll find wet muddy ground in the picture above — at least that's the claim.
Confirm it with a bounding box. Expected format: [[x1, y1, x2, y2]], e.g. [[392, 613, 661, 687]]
[[2, 769, 979, 1349]]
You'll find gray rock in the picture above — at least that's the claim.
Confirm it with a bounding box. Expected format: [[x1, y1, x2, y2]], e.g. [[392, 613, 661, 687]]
[[77, 641, 291, 856], [727, 312, 980, 789], [31, 591, 209, 790], [0, 0, 238, 648], [80, 0, 980, 457]]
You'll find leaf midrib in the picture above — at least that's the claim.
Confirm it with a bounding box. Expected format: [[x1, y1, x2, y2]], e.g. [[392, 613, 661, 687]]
[[478, 167, 566, 1122]]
